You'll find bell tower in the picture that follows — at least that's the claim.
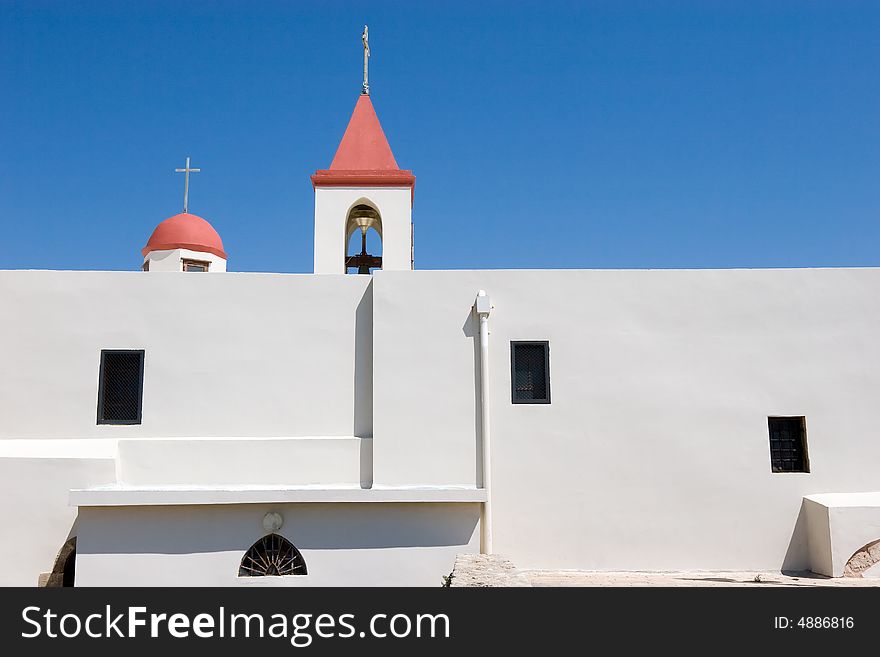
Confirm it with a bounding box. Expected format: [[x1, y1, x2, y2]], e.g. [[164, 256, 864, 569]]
[[311, 26, 415, 274]]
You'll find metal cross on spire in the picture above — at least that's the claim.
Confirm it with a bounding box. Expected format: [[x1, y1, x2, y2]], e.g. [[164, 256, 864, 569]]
[[175, 156, 201, 214], [361, 25, 370, 95]]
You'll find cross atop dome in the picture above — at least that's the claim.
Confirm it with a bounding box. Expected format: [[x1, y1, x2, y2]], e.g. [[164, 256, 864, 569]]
[[175, 156, 200, 214], [141, 157, 228, 272]]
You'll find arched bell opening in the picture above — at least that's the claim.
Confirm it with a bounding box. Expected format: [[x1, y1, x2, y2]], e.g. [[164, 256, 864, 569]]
[[345, 203, 383, 274]]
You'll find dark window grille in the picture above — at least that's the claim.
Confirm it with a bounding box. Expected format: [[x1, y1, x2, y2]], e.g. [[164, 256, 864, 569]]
[[239, 534, 308, 577], [768, 416, 809, 473], [511, 341, 551, 404], [97, 350, 144, 424], [182, 259, 209, 272]]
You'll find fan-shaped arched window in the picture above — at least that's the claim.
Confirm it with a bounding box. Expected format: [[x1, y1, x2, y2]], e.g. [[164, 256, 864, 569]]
[[239, 534, 308, 577]]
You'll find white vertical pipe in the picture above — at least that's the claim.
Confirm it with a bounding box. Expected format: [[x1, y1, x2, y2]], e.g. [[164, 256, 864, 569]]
[[475, 290, 493, 554]]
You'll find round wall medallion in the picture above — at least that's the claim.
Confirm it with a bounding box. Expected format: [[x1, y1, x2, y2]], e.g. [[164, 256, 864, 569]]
[[262, 511, 283, 533]]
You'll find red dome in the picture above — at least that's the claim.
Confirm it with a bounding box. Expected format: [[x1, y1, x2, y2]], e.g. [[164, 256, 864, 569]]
[[142, 212, 227, 259]]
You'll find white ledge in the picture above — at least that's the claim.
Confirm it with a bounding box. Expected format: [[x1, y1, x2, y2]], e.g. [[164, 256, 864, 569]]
[[803, 491, 880, 508], [69, 484, 487, 507]]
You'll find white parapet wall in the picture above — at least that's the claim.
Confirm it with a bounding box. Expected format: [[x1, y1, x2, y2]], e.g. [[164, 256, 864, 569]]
[[116, 437, 368, 487]]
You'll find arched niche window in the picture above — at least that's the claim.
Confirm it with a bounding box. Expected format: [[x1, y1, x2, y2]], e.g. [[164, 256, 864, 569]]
[[239, 534, 308, 577], [345, 203, 383, 274]]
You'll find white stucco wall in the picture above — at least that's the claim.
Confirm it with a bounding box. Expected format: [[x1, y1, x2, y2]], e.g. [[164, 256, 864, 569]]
[[0, 452, 115, 585], [313, 187, 412, 273], [144, 248, 227, 272], [2, 266, 879, 582], [370, 268, 880, 572], [0, 271, 372, 439], [75, 503, 479, 586], [116, 437, 367, 486], [0, 270, 374, 585]]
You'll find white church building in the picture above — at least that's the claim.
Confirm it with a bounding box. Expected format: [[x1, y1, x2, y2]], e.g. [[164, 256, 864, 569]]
[[1, 38, 879, 586]]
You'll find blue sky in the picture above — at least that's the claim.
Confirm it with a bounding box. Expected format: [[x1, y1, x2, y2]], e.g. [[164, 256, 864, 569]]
[[1, 1, 878, 272]]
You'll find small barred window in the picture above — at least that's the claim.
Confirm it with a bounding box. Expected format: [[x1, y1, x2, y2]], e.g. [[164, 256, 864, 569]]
[[97, 350, 144, 424], [768, 416, 809, 473], [511, 341, 551, 404]]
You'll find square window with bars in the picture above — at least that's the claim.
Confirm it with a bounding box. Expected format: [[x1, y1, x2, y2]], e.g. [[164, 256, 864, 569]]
[[768, 416, 809, 473], [510, 341, 550, 404], [97, 350, 145, 424]]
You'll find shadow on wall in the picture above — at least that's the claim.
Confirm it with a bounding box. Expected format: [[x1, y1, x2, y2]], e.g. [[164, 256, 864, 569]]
[[354, 282, 373, 442], [75, 503, 481, 555], [354, 282, 373, 488], [359, 438, 373, 490], [462, 310, 483, 488], [782, 499, 811, 575]]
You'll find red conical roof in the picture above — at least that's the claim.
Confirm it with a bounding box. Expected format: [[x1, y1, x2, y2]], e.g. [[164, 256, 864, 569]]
[[311, 94, 415, 192], [142, 212, 227, 259], [329, 95, 399, 170]]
